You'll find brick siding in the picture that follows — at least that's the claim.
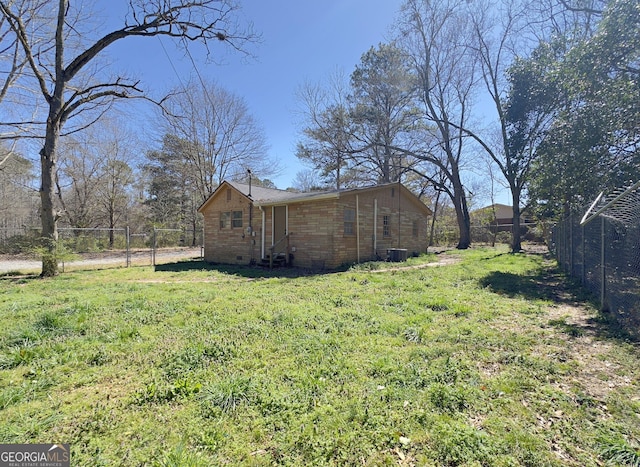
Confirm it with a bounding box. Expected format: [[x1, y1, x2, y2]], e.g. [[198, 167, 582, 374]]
[[201, 184, 430, 269]]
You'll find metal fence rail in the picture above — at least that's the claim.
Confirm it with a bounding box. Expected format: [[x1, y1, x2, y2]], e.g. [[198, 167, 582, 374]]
[[0, 225, 204, 271], [550, 183, 640, 336]]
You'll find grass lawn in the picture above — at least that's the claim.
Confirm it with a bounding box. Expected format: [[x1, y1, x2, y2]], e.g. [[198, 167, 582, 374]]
[[0, 246, 639, 466]]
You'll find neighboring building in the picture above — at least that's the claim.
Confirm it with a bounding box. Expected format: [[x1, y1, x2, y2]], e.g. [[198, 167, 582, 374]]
[[197, 181, 433, 269], [475, 203, 533, 232]]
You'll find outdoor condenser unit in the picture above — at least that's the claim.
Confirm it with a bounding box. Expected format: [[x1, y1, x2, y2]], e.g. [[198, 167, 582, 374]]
[[387, 248, 408, 262]]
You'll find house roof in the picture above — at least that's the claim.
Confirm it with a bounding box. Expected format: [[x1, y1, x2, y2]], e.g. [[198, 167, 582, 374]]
[[479, 203, 512, 211], [198, 180, 432, 216], [227, 181, 305, 204], [473, 204, 533, 222]]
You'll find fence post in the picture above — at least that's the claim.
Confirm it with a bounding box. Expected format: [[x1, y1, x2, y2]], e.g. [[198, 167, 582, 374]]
[[126, 226, 130, 268], [600, 216, 606, 311], [559, 220, 565, 270], [581, 224, 585, 284], [564, 217, 568, 270], [569, 215, 573, 275], [152, 227, 157, 267]]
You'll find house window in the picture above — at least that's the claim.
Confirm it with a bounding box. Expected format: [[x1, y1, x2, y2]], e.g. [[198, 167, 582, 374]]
[[232, 210, 243, 228], [226, 189, 232, 201], [220, 211, 230, 229], [344, 208, 355, 235], [383, 215, 391, 237], [413, 220, 419, 237]]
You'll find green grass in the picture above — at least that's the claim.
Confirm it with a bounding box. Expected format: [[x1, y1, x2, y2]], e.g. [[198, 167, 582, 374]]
[[1, 246, 639, 465]]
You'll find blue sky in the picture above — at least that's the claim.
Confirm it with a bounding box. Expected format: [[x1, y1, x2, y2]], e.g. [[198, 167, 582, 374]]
[[102, 1, 404, 190]]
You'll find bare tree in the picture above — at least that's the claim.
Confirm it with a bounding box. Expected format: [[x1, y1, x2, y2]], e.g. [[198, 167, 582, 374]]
[[97, 158, 134, 247], [455, 0, 576, 251], [93, 121, 137, 246], [295, 72, 361, 190], [0, 0, 44, 168], [549, 0, 606, 34], [160, 79, 272, 203], [0, 0, 255, 276], [396, 0, 478, 249], [291, 169, 324, 192], [459, 0, 537, 252], [55, 119, 138, 247], [0, 0, 31, 107], [0, 143, 38, 239], [56, 136, 103, 229]]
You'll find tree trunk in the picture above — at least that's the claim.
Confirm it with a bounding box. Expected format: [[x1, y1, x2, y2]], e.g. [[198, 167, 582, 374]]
[[192, 213, 197, 247], [37, 0, 67, 277], [510, 189, 522, 253], [40, 133, 60, 276], [454, 200, 471, 249], [428, 189, 441, 247], [452, 177, 471, 249], [109, 208, 115, 248]]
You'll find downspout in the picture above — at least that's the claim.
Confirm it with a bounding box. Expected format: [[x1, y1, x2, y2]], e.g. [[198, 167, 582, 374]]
[[356, 195, 360, 263], [286, 205, 290, 265], [397, 180, 401, 248], [259, 205, 265, 260], [374, 198, 378, 257], [249, 202, 254, 262], [247, 170, 254, 262]]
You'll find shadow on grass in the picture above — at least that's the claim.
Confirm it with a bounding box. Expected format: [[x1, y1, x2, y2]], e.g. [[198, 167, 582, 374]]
[[549, 309, 640, 344], [154, 259, 340, 279], [479, 271, 558, 301], [479, 262, 639, 344], [478, 248, 595, 304], [0, 272, 40, 283]]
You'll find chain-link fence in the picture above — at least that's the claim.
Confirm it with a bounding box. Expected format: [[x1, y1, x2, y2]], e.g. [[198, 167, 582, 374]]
[[550, 182, 640, 336], [0, 220, 40, 254], [0, 225, 203, 272], [429, 223, 542, 247]]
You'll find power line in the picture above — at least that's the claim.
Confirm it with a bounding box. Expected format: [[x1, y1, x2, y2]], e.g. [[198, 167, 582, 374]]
[[157, 36, 187, 91], [182, 38, 219, 112]]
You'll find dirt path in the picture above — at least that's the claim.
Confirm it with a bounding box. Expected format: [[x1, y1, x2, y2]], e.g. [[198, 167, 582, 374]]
[[541, 289, 635, 401], [493, 251, 638, 406], [366, 254, 461, 273]]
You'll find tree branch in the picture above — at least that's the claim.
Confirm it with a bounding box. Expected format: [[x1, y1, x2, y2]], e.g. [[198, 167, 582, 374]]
[[0, 0, 52, 102], [65, 0, 249, 82], [558, 0, 603, 15]]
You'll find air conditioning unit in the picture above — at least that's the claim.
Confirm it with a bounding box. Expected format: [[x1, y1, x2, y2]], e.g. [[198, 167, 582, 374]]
[[387, 248, 408, 262]]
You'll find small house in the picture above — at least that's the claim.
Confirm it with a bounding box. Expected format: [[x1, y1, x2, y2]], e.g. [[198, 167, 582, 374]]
[[197, 181, 432, 269], [475, 203, 533, 232]]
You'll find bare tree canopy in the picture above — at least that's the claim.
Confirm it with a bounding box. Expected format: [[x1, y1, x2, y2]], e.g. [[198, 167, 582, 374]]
[[295, 72, 359, 190], [56, 118, 138, 238], [395, 0, 479, 249], [0, 0, 256, 275], [160, 79, 273, 203]]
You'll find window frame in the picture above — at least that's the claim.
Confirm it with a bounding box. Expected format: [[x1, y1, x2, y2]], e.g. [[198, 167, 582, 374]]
[[383, 215, 391, 237], [344, 208, 356, 235], [231, 210, 243, 228], [220, 211, 230, 229]]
